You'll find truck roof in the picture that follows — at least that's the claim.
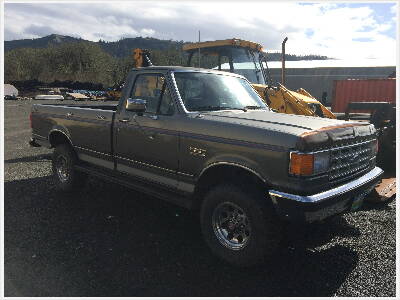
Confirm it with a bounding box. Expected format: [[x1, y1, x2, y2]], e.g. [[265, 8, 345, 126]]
[[131, 66, 245, 78]]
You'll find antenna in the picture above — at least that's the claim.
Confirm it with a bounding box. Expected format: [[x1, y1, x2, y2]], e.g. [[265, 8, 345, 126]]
[[198, 30, 201, 68]]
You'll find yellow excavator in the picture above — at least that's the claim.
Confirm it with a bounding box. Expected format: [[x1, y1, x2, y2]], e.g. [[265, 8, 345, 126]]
[[183, 38, 336, 119]]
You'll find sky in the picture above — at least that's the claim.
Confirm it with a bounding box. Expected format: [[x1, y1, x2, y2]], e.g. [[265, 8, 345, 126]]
[[4, 1, 398, 61]]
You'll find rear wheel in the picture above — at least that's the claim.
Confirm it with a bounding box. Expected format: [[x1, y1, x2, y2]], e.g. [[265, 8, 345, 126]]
[[52, 144, 87, 192], [200, 184, 282, 266]]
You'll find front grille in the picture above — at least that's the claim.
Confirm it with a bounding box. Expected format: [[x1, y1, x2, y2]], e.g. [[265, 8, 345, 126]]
[[329, 140, 374, 181]]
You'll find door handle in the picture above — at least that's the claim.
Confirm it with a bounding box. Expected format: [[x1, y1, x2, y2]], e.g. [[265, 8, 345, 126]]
[[66, 112, 74, 117], [96, 115, 106, 120], [147, 115, 158, 120], [119, 118, 130, 123]]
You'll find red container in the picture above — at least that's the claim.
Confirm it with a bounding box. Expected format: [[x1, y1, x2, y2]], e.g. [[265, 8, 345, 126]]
[[331, 78, 396, 112]]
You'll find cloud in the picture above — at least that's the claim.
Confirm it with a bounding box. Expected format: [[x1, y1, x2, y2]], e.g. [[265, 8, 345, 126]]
[[24, 24, 56, 37], [4, 2, 397, 61], [390, 3, 397, 14]]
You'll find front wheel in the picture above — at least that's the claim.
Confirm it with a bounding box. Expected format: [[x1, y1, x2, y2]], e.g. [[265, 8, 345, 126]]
[[200, 184, 282, 267], [52, 144, 87, 192]]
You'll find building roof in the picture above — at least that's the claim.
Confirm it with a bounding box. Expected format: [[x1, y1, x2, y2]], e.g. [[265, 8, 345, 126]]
[[266, 58, 395, 69], [219, 58, 395, 70]]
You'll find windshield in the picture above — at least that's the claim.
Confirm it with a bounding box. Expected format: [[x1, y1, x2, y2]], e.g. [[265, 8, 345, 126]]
[[216, 48, 267, 85], [173, 72, 267, 112]]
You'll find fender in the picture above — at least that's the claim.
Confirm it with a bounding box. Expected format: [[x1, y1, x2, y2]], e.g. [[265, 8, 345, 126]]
[[197, 154, 269, 184], [48, 125, 73, 148]]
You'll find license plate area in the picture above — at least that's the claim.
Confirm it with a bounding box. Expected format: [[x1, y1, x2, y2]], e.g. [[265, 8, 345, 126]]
[[350, 185, 375, 211], [351, 193, 366, 211]]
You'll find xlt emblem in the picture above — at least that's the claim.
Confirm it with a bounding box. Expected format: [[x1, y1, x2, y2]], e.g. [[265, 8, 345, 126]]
[[189, 146, 206, 157]]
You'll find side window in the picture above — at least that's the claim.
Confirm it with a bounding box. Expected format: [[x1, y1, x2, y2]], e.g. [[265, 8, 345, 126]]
[[131, 74, 165, 114], [159, 87, 175, 116]]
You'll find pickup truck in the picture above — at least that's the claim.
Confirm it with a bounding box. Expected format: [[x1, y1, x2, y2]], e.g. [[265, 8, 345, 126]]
[[30, 66, 383, 266]]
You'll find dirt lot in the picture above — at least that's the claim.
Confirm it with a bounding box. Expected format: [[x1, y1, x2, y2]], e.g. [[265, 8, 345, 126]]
[[4, 99, 396, 297]]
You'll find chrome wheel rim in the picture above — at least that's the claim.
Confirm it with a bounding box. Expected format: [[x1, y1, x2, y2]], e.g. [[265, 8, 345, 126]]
[[56, 155, 69, 182], [212, 202, 251, 250]]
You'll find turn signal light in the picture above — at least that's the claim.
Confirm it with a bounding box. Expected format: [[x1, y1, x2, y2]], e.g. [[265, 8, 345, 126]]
[[289, 153, 314, 175]]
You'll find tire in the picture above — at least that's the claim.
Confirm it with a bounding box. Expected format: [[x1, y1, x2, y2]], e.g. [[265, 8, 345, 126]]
[[52, 144, 87, 192], [200, 184, 282, 267]]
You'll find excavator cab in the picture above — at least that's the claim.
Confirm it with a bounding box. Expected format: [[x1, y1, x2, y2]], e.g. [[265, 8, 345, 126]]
[[185, 40, 266, 85], [183, 38, 336, 119]]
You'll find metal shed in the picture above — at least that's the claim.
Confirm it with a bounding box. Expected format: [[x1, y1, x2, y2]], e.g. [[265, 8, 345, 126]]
[[266, 59, 395, 105]]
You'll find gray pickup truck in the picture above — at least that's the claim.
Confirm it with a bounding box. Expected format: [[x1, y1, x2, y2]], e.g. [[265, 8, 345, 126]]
[[30, 66, 383, 266]]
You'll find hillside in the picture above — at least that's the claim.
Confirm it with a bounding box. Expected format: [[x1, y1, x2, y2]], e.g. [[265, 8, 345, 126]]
[[5, 34, 329, 61], [5, 34, 185, 58], [4, 34, 329, 89], [4, 34, 85, 52]]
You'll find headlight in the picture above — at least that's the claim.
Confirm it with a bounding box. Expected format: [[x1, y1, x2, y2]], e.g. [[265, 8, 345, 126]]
[[313, 151, 330, 174], [289, 151, 330, 176]]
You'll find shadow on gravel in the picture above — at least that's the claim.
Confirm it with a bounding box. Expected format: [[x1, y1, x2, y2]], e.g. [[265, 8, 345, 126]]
[[5, 175, 358, 297], [4, 154, 52, 164], [361, 197, 396, 212], [284, 216, 361, 249]]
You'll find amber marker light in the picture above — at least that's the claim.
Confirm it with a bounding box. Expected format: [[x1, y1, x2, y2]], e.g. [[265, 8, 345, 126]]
[[289, 153, 314, 176]]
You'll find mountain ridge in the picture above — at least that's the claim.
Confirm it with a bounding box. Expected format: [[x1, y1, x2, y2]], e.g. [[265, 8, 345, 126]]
[[5, 34, 329, 61]]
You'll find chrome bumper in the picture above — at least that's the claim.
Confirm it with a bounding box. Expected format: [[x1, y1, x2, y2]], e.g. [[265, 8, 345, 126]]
[[269, 167, 383, 222]]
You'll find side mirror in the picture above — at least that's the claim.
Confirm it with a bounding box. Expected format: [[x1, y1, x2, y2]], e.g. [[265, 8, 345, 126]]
[[126, 98, 146, 113]]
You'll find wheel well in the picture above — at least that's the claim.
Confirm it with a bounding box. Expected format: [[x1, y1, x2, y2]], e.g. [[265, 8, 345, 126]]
[[193, 164, 269, 210], [49, 131, 72, 148]]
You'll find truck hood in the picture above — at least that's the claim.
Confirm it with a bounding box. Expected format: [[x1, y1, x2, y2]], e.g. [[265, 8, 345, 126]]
[[199, 110, 376, 151], [201, 110, 349, 131]]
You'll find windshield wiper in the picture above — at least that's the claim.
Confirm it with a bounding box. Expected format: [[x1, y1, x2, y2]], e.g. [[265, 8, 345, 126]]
[[191, 106, 244, 112], [243, 105, 263, 111]]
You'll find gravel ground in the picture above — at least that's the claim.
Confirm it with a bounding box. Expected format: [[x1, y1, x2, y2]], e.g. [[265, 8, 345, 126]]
[[4, 99, 396, 297]]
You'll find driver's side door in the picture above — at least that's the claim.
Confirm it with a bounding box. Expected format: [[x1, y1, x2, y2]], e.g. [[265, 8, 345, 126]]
[[115, 73, 180, 189]]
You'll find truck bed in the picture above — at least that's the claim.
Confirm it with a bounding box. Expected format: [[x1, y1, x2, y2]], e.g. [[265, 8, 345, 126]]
[[31, 103, 117, 161]]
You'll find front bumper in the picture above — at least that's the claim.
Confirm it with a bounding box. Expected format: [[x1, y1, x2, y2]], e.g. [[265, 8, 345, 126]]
[[269, 167, 383, 222]]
